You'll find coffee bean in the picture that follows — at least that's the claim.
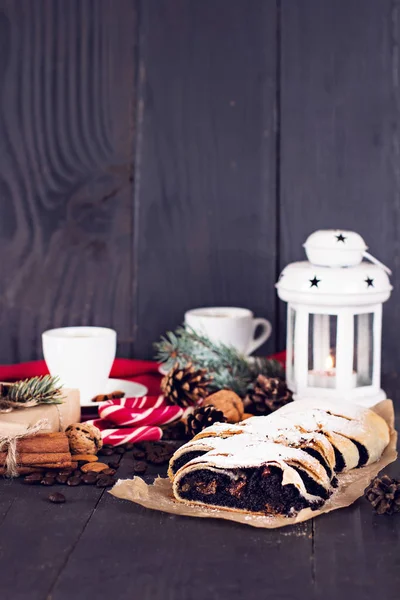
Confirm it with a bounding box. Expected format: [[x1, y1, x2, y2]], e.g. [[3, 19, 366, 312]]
[[48, 492, 66, 504], [108, 461, 120, 470], [45, 471, 57, 477], [41, 477, 55, 486], [99, 447, 114, 456], [146, 453, 170, 465], [124, 443, 134, 451], [81, 473, 98, 485], [96, 475, 116, 488], [143, 441, 175, 464], [161, 420, 187, 441], [132, 448, 145, 459], [24, 473, 43, 485], [133, 461, 147, 474], [56, 474, 69, 485], [59, 468, 74, 476], [102, 468, 116, 476], [67, 476, 81, 486], [103, 444, 113, 450], [72, 469, 82, 478], [115, 447, 125, 455]]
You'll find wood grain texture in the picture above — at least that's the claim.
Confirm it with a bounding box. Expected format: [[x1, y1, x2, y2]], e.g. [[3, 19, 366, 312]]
[[0, 476, 106, 600], [1, 397, 399, 600], [314, 493, 400, 600], [0, 0, 136, 363], [279, 0, 400, 376], [313, 391, 400, 600], [50, 451, 314, 600], [133, 0, 279, 359]]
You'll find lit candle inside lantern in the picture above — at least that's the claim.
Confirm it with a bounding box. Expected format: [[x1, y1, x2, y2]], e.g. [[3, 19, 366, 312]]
[[308, 354, 336, 388], [325, 355, 333, 370], [308, 354, 357, 389]]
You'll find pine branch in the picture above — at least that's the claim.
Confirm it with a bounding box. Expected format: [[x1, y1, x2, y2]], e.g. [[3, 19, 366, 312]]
[[0, 375, 64, 410], [154, 326, 283, 398]]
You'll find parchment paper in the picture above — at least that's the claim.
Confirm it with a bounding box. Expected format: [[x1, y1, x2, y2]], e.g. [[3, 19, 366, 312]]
[[109, 400, 397, 528]]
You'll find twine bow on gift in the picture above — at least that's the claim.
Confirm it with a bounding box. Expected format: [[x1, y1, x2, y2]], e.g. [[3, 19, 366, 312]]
[[0, 418, 50, 477]]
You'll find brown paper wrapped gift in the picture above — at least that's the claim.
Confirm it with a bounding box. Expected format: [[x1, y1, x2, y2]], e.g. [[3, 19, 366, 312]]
[[0, 388, 80, 434]]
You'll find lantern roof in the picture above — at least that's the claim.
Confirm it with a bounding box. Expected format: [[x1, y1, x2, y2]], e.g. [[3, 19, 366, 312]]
[[277, 230, 393, 306], [304, 230, 367, 267]]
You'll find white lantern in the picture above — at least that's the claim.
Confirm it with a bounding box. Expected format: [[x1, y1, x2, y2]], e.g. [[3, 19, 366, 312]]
[[276, 230, 392, 407]]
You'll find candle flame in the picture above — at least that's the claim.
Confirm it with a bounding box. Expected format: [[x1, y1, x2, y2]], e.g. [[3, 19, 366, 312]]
[[325, 354, 334, 370]]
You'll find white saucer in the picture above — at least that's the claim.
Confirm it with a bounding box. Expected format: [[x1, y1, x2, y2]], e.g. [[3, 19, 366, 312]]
[[79, 378, 148, 407]]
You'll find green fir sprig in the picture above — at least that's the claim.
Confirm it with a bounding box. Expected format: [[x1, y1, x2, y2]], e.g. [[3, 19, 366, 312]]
[[0, 375, 64, 411], [154, 326, 283, 398]]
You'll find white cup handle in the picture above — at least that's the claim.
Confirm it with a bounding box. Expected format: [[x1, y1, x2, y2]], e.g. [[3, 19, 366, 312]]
[[247, 318, 272, 355]]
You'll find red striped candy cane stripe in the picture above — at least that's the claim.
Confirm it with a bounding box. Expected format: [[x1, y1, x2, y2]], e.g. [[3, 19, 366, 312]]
[[103, 396, 165, 409], [98, 404, 183, 427], [86, 419, 162, 446]]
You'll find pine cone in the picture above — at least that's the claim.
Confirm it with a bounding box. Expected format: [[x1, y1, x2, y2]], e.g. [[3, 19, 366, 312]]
[[245, 375, 293, 415], [161, 362, 210, 408], [186, 405, 227, 438], [365, 475, 400, 515]]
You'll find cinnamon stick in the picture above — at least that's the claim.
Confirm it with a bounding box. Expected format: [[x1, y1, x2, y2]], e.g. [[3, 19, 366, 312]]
[[0, 451, 71, 466], [14, 433, 69, 454]]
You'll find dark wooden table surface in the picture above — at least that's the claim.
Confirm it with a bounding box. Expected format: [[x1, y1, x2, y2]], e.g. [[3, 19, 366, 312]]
[[1, 395, 399, 600]]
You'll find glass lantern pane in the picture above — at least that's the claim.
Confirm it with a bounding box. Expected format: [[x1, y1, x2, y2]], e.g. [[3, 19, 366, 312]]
[[308, 314, 337, 388], [287, 307, 296, 383], [353, 313, 374, 386]]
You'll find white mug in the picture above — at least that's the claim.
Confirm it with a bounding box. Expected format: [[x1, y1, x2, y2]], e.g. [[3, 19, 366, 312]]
[[42, 326, 117, 403], [184, 307, 272, 355]]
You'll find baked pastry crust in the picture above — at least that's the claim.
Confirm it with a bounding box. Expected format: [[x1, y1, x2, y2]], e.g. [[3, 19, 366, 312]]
[[169, 399, 389, 516]]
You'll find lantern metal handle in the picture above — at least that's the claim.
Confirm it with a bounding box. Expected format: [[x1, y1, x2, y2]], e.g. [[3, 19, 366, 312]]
[[363, 252, 392, 276]]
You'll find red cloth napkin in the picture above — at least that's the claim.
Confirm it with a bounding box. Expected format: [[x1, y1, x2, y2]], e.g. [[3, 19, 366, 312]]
[[0, 358, 163, 396], [0, 353, 286, 387]]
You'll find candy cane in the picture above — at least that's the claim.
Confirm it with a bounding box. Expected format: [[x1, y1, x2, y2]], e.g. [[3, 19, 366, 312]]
[[98, 403, 183, 427]]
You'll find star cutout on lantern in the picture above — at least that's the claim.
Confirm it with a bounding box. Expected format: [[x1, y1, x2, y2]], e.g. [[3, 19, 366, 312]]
[[310, 276, 320, 288], [365, 277, 374, 288], [336, 233, 346, 243]]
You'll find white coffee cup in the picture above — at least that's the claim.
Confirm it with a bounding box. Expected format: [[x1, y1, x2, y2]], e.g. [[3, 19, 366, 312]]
[[42, 326, 117, 403], [184, 307, 272, 355]]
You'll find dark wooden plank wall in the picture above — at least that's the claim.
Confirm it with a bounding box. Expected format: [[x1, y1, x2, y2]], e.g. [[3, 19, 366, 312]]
[[280, 0, 400, 380], [0, 0, 136, 362], [134, 0, 278, 358], [0, 0, 399, 377]]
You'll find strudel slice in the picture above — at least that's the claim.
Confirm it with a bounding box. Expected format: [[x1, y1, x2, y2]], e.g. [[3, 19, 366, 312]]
[[172, 440, 332, 516], [169, 399, 390, 516]]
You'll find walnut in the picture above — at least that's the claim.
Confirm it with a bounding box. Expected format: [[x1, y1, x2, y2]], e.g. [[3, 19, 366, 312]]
[[65, 423, 103, 455], [229, 478, 247, 498], [195, 480, 217, 495], [205, 390, 244, 423]]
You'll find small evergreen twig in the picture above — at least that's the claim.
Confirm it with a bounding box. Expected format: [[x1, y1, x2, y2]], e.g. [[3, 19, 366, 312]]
[[154, 326, 283, 398], [0, 375, 64, 411]]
